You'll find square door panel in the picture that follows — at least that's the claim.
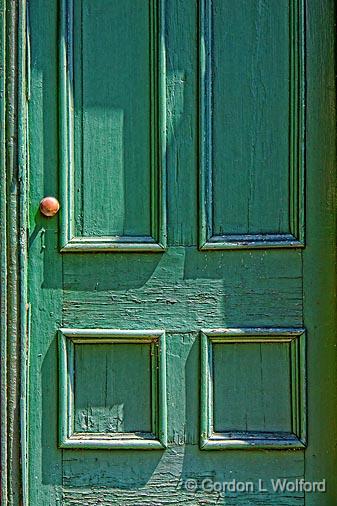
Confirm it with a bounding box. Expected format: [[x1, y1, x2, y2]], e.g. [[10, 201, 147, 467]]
[[58, 329, 167, 449], [200, 328, 306, 449], [74, 344, 152, 433]]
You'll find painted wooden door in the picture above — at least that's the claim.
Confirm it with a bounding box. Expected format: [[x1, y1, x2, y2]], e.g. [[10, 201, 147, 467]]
[[28, 0, 337, 504]]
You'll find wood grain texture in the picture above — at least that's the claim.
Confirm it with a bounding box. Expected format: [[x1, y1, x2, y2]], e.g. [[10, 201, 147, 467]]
[[74, 344, 152, 433], [58, 328, 167, 449], [61, 447, 305, 505], [200, 328, 306, 450], [199, 0, 305, 249], [25, 0, 337, 504], [60, 0, 167, 252], [0, 2, 8, 502], [303, 0, 337, 504], [28, 1, 63, 503], [0, 0, 29, 504], [63, 248, 303, 330]]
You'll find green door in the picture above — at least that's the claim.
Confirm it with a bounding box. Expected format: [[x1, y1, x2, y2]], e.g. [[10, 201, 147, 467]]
[[28, 0, 337, 504]]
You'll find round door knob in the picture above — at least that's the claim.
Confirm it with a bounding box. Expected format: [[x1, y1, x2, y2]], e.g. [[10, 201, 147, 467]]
[[39, 196, 60, 217]]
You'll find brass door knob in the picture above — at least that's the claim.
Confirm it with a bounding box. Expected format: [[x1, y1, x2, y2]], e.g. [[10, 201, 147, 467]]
[[40, 196, 60, 217]]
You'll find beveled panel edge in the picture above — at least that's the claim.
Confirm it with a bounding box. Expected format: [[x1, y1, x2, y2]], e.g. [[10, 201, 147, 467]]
[[59, 0, 167, 253], [58, 328, 167, 449], [201, 433, 306, 450], [200, 233, 303, 250], [60, 236, 165, 252], [199, 0, 305, 250], [200, 327, 307, 450], [60, 437, 165, 450]]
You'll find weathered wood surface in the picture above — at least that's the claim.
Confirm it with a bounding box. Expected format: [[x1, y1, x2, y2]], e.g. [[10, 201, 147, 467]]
[[24, 0, 337, 505], [61, 447, 304, 505], [63, 249, 303, 329], [0, 0, 29, 504]]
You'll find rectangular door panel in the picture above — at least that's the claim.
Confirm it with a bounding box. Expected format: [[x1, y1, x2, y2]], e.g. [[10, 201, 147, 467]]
[[60, 0, 166, 251], [199, 0, 305, 249]]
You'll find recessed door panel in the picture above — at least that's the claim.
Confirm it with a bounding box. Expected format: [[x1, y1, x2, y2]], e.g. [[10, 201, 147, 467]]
[[199, 0, 304, 249], [60, 0, 166, 251]]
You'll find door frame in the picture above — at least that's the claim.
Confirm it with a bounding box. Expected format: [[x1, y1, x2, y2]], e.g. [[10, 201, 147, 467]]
[[0, 1, 29, 504], [0, 1, 336, 504]]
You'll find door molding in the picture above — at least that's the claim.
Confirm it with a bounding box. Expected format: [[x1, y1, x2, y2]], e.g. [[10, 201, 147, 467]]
[[199, 0, 305, 250], [0, 1, 28, 504]]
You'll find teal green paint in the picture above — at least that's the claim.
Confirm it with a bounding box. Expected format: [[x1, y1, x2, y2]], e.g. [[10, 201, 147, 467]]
[[0, 0, 29, 504], [200, 329, 306, 450], [303, 1, 337, 504], [58, 329, 167, 449], [23, 0, 337, 504], [199, 0, 305, 249], [28, 0, 64, 503], [6, 0, 21, 500], [74, 344, 152, 432], [0, 1, 8, 501], [213, 343, 292, 433], [60, 0, 167, 252], [18, 0, 29, 503]]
